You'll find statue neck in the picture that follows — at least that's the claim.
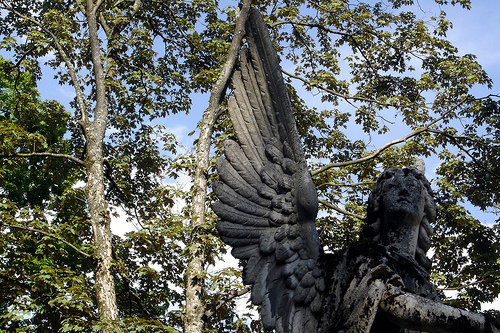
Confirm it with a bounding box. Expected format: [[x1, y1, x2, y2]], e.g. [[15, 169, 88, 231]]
[[381, 221, 419, 258]]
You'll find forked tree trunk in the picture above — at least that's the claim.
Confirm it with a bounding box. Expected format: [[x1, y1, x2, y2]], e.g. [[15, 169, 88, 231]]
[[183, 1, 251, 332]]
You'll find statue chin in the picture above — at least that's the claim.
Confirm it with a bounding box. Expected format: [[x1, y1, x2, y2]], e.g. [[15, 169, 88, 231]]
[[383, 202, 423, 228]]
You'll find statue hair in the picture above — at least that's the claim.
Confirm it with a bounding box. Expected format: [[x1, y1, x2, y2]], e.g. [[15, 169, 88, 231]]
[[361, 167, 436, 272]]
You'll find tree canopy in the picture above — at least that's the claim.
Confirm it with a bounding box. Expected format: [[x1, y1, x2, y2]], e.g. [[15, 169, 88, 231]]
[[0, 0, 499, 332]]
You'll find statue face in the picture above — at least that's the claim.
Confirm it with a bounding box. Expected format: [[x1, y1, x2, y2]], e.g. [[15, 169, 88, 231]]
[[381, 169, 425, 227]]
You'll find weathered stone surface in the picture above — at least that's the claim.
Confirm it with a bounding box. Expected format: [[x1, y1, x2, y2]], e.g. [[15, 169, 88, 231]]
[[213, 7, 500, 333]]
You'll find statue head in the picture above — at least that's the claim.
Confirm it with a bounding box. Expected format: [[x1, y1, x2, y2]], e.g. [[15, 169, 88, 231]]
[[361, 167, 436, 272]]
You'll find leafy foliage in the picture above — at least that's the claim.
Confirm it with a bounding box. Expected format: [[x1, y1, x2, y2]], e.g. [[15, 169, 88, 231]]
[[0, 56, 95, 331], [0, 0, 499, 331]]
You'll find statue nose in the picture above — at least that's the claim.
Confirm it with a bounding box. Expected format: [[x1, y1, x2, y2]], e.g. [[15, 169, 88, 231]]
[[399, 187, 409, 196]]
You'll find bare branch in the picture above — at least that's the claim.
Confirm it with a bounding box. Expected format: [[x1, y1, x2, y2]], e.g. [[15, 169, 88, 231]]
[[99, 0, 143, 37], [75, 0, 86, 14], [317, 181, 375, 189], [86, 0, 107, 137], [1, 222, 93, 258], [271, 20, 353, 38], [318, 199, 364, 220], [428, 129, 500, 180], [129, 0, 143, 17], [91, 0, 105, 14], [270, 17, 379, 73], [115, 269, 154, 318], [437, 279, 487, 292], [185, 2, 252, 331], [98, 11, 112, 37], [307, 0, 428, 62], [316, 181, 375, 188], [311, 99, 467, 177], [282, 68, 407, 112]]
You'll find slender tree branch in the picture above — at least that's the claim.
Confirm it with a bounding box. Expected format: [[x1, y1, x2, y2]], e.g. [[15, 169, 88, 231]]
[[1, 222, 92, 258], [427, 128, 500, 154], [204, 286, 252, 319], [317, 181, 375, 189], [0, 152, 85, 165], [271, 20, 353, 38], [99, 11, 112, 36], [92, 0, 105, 14], [276, 4, 379, 78], [437, 279, 487, 291], [210, 2, 252, 106], [115, 269, 153, 318], [318, 199, 364, 220], [99, 0, 143, 38], [75, 0, 86, 15], [282, 68, 409, 112], [129, 0, 143, 17], [0, 44, 41, 71], [308, 0, 428, 62], [86, 0, 108, 137], [185, 2, 252, 331], [311, 99, 466, 177], [103, 160, 132, 204]]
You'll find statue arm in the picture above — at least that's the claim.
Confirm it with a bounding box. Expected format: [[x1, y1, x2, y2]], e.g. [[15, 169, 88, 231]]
[[380, 287, 500, 333]]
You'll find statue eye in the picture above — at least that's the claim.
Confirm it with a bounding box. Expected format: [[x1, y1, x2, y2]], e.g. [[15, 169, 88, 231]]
[[409, 180, 420, 188]]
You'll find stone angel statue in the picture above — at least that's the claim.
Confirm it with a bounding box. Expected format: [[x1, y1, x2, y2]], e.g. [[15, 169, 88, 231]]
[[212, 8, 500, 333]]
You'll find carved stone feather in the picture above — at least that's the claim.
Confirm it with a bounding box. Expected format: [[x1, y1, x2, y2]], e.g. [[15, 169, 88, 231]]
[[213, 8, 323, 333]]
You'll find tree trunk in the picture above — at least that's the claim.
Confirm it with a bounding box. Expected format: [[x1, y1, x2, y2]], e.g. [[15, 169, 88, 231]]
[[83, 1, 121, 331], [85, 134, 120, 331], [183, 1, 251, 332]]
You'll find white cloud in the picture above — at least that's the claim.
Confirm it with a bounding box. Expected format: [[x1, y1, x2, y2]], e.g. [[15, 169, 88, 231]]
[[165, 124, 190, 144], [482, 297, 500, 311], [110, 205, 138, 237]]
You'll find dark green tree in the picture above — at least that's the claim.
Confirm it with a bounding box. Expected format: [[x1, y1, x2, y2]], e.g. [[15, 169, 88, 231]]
[[0, 56, 95, 331], [0, 0, 219, 331]]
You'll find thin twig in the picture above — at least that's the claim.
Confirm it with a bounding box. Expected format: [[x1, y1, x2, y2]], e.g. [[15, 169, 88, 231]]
[[437, 279, 487, 291], [0, 152, 85, 166], [428, 129, 500, 180], [282, 68, 407, 114], [317, 181, 375, 189], [270, 20, 353, 38]]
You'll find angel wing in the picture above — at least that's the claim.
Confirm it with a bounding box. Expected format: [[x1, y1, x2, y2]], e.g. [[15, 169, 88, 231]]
[[213, 8, 325, 333]]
